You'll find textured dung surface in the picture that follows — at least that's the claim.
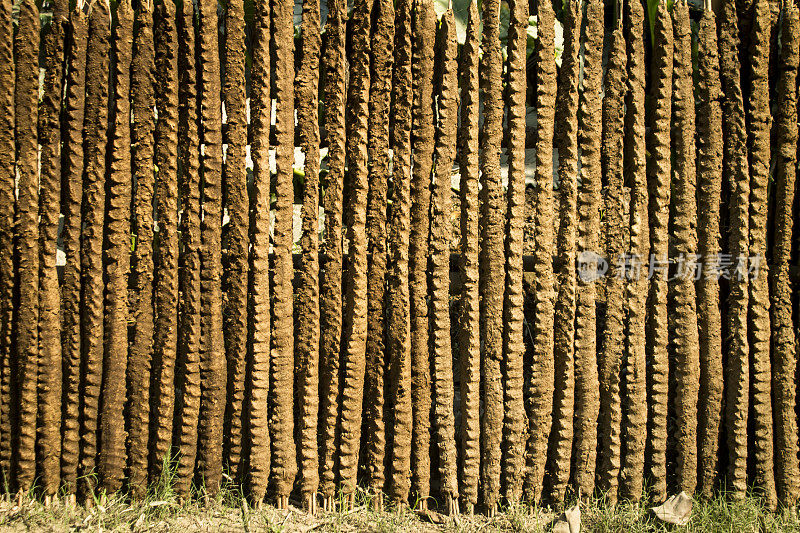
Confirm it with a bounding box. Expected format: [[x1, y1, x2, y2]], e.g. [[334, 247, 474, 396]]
[[197, 0, 227, 495], [503, 0, 529, 503], [222, 0, 248, 483], [430, 10, 459, 502], [127, 0, 156, 499], [13, 0, 40, 494], [150, 0, 179, 484], [479, 0, 505, 510], [644, 0, 672, 502], [719, 0, 750, 498], [269, 0, 298, 501], [247, 0, 271, 504], [547, 0, 580, 505], [573, 0, 602, 499], [59, 8, 87, 494], [597, 25, 626, 505], [100, 0, 133, 493], [510, 0, 536, 505], [669, 0, 700, 495], [37, 0, 66, 497], [457, 0, 481, 509], [410, 0, 435, 504], [619, 0, 648, 502], [269, 0, 298, 500], [339, 0, 370, 498], [295, 0, 322, 501], [770, 3, 800, 508], [386, 0, 413, 504], [174, 0, 202, 497], [317, 0, 345, 500], [78, 0, 110, 500], [0, 0, 13, 488], [695, 8, 724, 499], [363, 0, 393, 497], [745, 0, 777, 510]]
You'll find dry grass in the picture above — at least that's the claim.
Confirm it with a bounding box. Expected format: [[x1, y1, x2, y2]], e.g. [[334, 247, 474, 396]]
[[1, 468, 799, 533]]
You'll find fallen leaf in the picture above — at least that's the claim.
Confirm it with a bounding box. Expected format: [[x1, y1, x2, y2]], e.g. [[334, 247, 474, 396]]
[[651, 492, 693, 526], [551, 503, 580, 533]]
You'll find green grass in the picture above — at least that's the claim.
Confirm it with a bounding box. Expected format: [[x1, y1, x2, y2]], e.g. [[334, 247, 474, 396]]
[[1, 475, 799, 533]]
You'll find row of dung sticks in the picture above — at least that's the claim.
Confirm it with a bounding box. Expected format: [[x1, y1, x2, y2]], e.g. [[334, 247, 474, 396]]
[[0, 0, 799, 517]]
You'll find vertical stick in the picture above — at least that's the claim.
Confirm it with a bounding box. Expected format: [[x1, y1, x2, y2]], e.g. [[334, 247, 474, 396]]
[[127, 0, 156, 499], [770, 1, 800, 508], [457, 0, 480, 512], [37, 0, 67, 498], [100, 0, 133, 494], [410, 0, 435, 508], [78, 0, 110, 500], [270, 0, 297, 505], [521, 0, 554, 503], [386, 0, 413, 506], [150, 0, 179, 484], [745, 0, 777, 509], [0, 0, 14, 489], [174, 0, 201, 497], [197, 0, 226, 494], [295, 0, 322, 510], [339, 0, 370, 503], [719, 0, 750, 499], [695, 5, 724, 498], [431, 9, 459, 512], [60, 8, 87, 496], [669, 0, 700, 495], [573, 0, 602, 499], [13, 0, 40, 495], [479, 0, 505, 510], [548, 0, 581, 505], [222, 0, 248, 483], [619, 0, 648, 502], [317, 0, 345, 507], [645, 0, 672, 502], [363, 0, 393, 504], [247, 0, 271, 505], [597, 19, 626, 505]]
